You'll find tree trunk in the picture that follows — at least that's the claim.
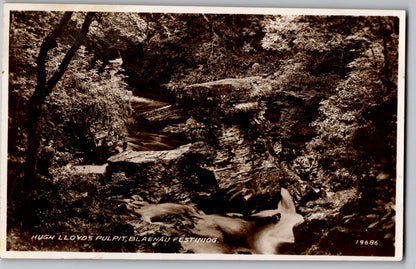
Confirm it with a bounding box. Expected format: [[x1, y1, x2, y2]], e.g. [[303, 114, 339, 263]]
[[23, 11, 95, 227]]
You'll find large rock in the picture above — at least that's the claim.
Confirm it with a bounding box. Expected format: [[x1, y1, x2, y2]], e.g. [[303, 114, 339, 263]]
[[106, 143, 219, 204], [293, 188, 359, 255], [182, 76, 277, 101], [177, 77, 278, 121], [108, 143, 192, 169], [136, 105, 187, 130]]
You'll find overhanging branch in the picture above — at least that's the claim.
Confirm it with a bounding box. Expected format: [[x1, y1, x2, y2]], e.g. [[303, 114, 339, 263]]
[[46, 12, 96, 92]]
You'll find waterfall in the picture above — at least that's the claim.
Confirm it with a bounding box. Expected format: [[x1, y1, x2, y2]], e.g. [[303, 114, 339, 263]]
[[278, 188, 298, 214], [122, 187, 304, 254], [253, 188, 304, 254], [181, 187, 304, 254]]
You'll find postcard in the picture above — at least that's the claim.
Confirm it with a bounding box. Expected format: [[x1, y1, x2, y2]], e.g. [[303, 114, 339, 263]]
[[0, 4, 405, 260]]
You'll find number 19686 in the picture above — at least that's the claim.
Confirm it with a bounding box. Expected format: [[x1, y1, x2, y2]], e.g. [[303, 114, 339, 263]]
[[355, 240, 380, 246]]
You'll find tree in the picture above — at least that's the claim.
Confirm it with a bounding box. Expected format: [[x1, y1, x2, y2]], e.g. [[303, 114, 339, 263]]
[[23, 11, 96, 226]]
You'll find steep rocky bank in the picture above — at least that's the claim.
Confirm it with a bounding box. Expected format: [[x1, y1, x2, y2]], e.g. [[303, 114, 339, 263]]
[[92, 74, 395, 256], [100, 76, 339, 254], [107, 77, 324, 211]]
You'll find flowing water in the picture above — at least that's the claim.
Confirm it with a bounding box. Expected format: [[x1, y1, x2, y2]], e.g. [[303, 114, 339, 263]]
[[120, 92, 304, 254], [126, 95, 188, 151], [252, 188, 304, 254], [187, 188, 304, 254], [125, 188, 304, 255]]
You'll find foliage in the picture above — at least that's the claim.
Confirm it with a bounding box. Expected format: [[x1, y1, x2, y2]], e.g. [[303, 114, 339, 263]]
[[305, 16, 398, 191], [292, 16, 399, 253], [8, 11, 131, 166], [43, 46, 131, 164], [8, 11, 61, 157], [7, 11, 400, 256], [7, 11, 131, 233]]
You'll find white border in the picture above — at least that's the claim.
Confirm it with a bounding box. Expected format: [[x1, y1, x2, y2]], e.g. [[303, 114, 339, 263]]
[[0, 1, 10, 260], [0, 3, 406, 261], [0, 3, 408, 15], [395, 8, 406, 262]]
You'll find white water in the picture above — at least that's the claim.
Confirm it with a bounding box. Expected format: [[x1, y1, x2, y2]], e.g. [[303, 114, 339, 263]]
[[183, 188, 304, 254], [124, 187, 304, 254], [252, 188, 304, 254], [278, 188, 298, 213]]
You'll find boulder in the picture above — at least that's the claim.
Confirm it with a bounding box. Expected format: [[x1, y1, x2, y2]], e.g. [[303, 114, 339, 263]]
[[136, 105, 187, 130], [108, 143, 192, 169], [106, 143, 219, 204], [177, 77, 278, 121], [72, 163, 108, 176], [293, 188, 359, 255]]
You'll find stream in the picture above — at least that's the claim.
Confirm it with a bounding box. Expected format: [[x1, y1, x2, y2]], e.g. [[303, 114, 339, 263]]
[[126, 95, 187, 152], [111, 91, 304, 254], [184, 188, 304, 254], [121, 188, 303, 254]]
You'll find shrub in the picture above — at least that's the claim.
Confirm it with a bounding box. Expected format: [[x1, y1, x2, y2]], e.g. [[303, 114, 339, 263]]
[[42, 46, 132, 164]]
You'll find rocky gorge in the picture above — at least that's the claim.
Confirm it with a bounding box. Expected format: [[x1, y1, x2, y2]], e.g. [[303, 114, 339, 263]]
[[67, 76, 371, 255], [7, 12, 398, 256]]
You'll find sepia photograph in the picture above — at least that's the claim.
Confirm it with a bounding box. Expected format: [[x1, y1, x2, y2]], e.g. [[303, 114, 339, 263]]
[[0, 4, 405, 260]]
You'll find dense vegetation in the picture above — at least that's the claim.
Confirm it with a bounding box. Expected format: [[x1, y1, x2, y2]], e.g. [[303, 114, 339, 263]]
[[7, 11, 399, 256]]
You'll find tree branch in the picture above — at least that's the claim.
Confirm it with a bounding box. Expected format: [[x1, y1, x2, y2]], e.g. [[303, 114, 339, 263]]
[[24, 12, 96, 227], [46, 12, 96, 92], [32, 11, 73, 110], [378, 17, 391, 88]]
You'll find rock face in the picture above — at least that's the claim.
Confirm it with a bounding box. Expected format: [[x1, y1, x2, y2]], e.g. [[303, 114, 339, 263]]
[[104, 76, 331, 251], [173, 77, 323, 211], [178, 77, 278, 122], [108, 143, 192, 168], [293, 188, 359, 255], [106, 143, 220, 205], [107, 76, 325, 214]]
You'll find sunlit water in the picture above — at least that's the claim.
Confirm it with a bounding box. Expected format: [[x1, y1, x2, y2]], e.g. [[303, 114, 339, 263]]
[[120, 94, 304, 254], [127, 188, 304, 254]]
